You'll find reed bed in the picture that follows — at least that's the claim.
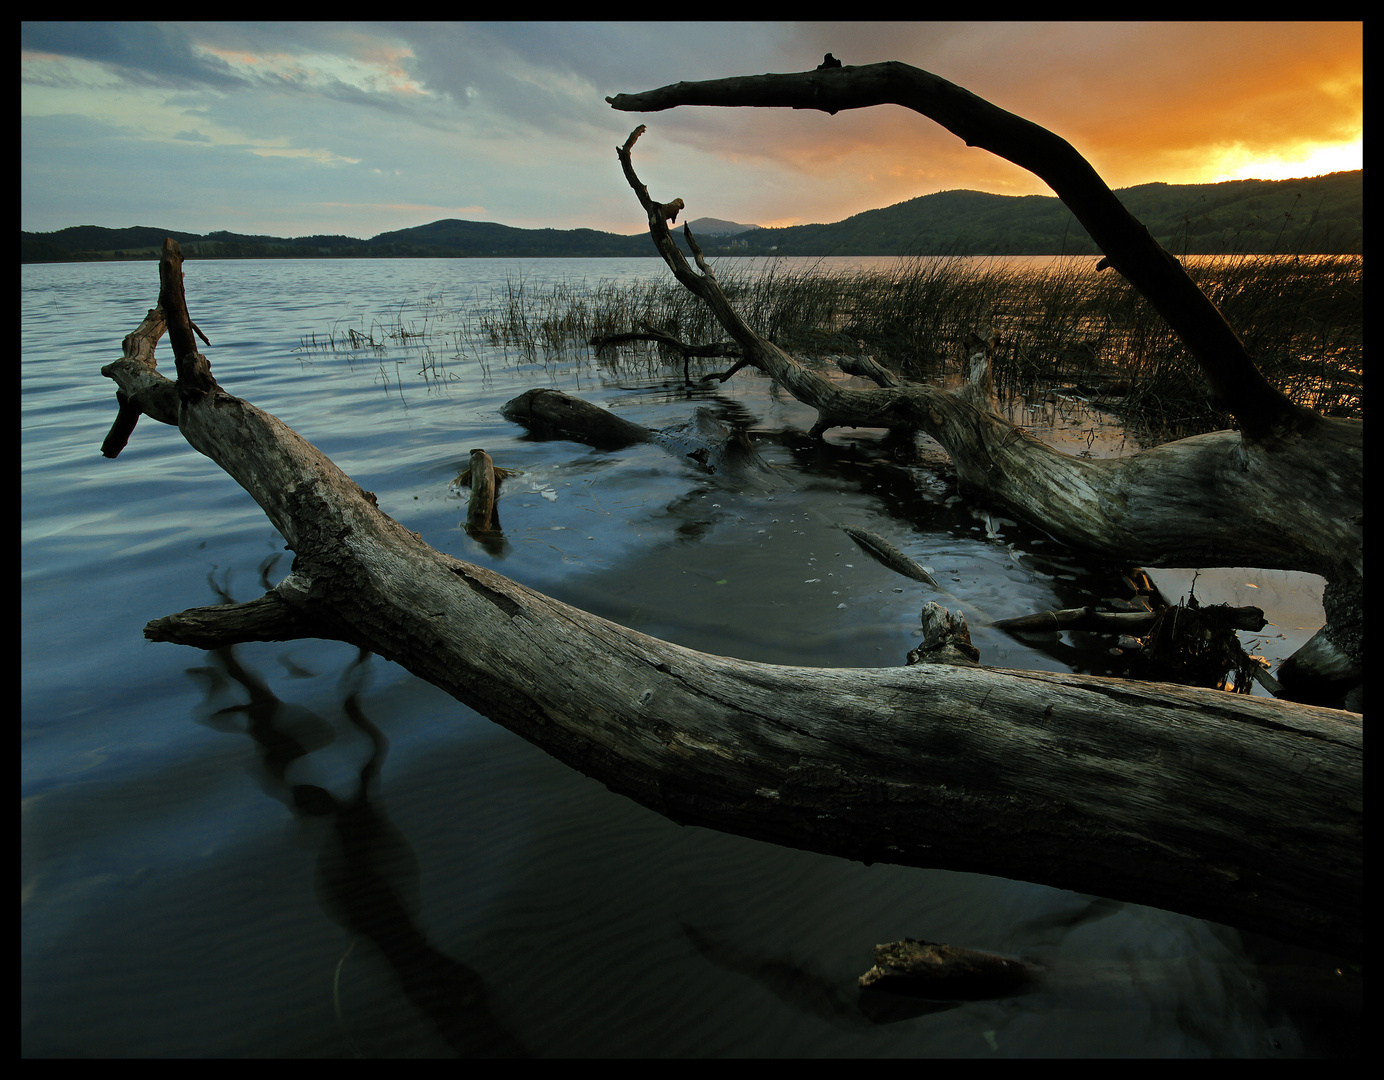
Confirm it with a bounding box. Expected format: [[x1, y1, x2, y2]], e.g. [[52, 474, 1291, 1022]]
[[474, 253, 1361, 442], [296, 252, 1360, 443]]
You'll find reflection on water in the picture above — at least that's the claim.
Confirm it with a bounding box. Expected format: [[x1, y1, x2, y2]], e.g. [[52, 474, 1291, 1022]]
[[184, 564, 524, 1054], [21, 258, 1354, 1057]]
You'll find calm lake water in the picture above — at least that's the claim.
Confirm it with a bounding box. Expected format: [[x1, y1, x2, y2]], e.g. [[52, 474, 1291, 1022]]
[[21, 256, 1349, 1057]]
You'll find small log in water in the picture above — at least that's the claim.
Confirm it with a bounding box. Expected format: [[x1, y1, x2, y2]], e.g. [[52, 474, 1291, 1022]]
[[501, 387, 652, 448], [857, 936, 1362, 1015], [839, 525, 938, 587], [994, 604, 1265, 634], [465, 448, 498, 535], [907, 602, 981, 667], [859, 938, 1038, 1000]]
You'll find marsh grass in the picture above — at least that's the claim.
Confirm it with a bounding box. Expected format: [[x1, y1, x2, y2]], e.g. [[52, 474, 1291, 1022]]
[[475, 252, 1361, 442], [297, 251, 1360, 443]]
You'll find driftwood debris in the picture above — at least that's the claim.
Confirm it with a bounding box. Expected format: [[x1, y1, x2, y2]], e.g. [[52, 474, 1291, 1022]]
[[858, 938, 1037, 1000], [838, 525, 939, 587], [502, 386, 778, 487], [101, 53, 1363, 962], [591, 322, 744, 384], [501, 386, 653, 449], [993, 603, 1264, 636], [462, 448, 499, 536], [855, 935, 1362, 1015], [104, 245, 1361, 962]]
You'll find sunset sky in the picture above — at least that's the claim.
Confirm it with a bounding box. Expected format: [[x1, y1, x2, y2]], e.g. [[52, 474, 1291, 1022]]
[[20, 21, 1363, 239]]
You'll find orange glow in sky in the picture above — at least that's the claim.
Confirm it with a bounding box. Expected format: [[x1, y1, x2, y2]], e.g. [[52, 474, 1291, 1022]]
[[732, 21, 1365, 229], [18, 21, 1365, 238]]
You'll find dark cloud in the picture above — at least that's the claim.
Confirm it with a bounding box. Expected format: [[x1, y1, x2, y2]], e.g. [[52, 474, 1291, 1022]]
[[20, 21, 249, 90]]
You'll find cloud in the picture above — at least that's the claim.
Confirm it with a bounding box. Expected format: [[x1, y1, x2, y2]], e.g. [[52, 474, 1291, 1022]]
[[20, 21, 249, 90], [20, 21, 1362, 237]]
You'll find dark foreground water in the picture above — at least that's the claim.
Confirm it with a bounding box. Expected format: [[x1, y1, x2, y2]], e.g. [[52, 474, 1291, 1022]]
[[21, 257, 1354, 1057]]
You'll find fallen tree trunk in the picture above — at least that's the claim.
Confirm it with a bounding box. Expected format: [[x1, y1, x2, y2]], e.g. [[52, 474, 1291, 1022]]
[[604, 67, 1362, 706], [106, 241, 1360, 959]]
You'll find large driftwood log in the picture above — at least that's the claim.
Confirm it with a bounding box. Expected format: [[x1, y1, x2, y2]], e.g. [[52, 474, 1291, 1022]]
[[605, 66, 1362, 706], [104, 240, 1360, 959]]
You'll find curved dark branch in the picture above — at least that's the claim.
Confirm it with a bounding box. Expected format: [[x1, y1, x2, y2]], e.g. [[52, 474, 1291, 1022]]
[[616, 128, 917, 438], [609, 61, 1317, 441]]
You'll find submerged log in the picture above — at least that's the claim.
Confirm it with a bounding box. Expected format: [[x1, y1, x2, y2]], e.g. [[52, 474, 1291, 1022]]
[[858, 939, 1036, 1000], [503, 387, 780, 487], [993, 603, 1265, 635], [501, 387, 652, 449], [856, 936, 1362, 1014], [839, 525, 938, 587]]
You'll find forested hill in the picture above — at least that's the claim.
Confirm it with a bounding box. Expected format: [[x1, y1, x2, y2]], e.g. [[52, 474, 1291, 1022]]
[[21, 170, 1360, 263], [18, 220, 657, 263], [739, 170, 1361, 257]]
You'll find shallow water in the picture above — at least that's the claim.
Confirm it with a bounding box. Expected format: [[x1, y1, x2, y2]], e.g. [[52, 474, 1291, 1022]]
[[21, 256, 1351, 1057]]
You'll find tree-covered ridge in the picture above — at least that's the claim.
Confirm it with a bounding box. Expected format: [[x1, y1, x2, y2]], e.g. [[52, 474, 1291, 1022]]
[[21, 170, 1360, 262], [743, 170, 1361, 256]]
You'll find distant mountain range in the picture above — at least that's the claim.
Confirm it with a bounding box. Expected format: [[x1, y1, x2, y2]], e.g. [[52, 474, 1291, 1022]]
[[20, 170, 1359, 263]]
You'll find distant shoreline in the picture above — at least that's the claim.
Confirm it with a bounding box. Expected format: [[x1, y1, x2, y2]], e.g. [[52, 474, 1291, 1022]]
[[21, 169, 1362, 264], [19, 249, 1362, 266]]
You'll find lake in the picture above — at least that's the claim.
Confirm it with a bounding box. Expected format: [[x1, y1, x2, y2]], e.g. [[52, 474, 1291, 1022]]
[[21, 255, 1348, 1057]]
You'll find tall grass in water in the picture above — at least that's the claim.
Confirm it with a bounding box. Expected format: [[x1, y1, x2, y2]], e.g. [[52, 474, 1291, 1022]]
[[466, 252, 1363, 443], [477, 273, 715, 360]]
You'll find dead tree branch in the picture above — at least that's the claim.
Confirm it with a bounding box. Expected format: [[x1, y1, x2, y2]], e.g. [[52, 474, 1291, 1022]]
[[608, 62, 1316, 440], [606, 68, 1361, 703]]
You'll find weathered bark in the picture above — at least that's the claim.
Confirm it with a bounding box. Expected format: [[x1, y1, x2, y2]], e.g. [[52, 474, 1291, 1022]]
[[100, 241, 1361, 960], [605, 70, 1362, 702], [834, 352, 901, 388]]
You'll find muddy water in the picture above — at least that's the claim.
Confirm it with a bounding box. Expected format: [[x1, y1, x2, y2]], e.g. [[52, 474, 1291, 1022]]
[[21, 258, 1352, 1057]]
